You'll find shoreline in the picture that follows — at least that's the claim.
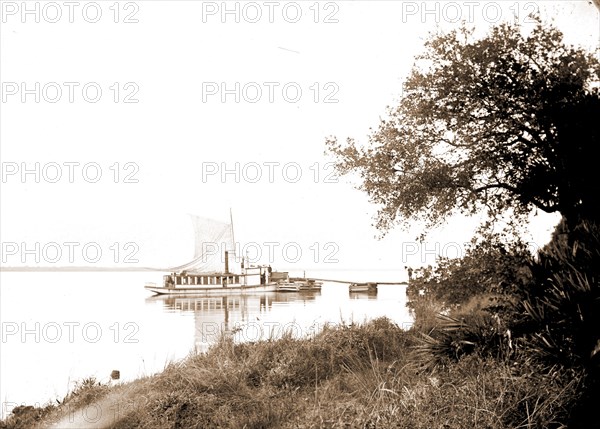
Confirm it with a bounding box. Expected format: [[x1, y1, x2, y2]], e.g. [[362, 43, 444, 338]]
[[1, 315, 580, 429]]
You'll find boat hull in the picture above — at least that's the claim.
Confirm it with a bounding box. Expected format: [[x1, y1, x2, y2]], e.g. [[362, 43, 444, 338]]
[[288, 278, 323, 291], [145, 283, 279, 296], [298, 282, 322, 291], [348, 282, 378, 293], [276, 283, 301, 292]]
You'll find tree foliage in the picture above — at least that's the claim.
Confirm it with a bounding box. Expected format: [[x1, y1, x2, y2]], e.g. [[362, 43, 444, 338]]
[[406, 231, 534, 309], [326, 20, 600, 234]]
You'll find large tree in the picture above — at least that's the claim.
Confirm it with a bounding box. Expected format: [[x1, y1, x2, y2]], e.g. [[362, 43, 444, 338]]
[[327, 20, 600, 235]]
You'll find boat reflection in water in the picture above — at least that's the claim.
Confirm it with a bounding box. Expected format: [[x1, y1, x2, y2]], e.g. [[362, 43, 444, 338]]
[[349, 290, 378, 300], [146, 291, 321, 352]]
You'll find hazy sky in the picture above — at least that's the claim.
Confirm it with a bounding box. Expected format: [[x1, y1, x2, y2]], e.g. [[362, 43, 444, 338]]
[[1, 1, 598, 273]]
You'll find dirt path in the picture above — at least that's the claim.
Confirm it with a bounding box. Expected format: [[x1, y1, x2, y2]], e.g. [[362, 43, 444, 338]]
[[46, 387, 139, 429]]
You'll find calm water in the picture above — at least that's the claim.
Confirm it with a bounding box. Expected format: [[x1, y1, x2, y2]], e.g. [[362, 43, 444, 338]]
[[0, 270, 411, 416]]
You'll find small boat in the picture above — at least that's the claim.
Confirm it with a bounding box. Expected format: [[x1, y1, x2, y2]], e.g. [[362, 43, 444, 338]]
[[272, 271, 300, 292], [348, 282, 378, 293], [272, 273, 323, 292], [289, 277, 323, 291], [276, 282, 301, 292]]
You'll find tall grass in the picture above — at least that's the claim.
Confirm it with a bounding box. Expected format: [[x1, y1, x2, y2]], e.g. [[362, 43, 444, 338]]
[[2, 315, 587, 429]]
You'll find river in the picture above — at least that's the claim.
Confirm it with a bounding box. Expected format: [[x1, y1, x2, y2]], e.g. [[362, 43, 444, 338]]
[[0, 270, 411, 417]]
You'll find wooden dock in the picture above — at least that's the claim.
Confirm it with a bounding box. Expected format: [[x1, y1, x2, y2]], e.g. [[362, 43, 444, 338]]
[[307, 278, 408, 286]]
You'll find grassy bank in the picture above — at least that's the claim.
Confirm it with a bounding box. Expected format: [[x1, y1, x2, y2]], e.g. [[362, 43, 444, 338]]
[[1, 316, 584, 429]]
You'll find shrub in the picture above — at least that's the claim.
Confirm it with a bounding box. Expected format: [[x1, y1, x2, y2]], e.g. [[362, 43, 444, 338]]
[[407, 231, 534, 313]]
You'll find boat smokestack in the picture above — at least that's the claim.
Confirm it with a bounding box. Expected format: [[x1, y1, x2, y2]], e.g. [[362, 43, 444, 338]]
[[224, 250, 229, 273]]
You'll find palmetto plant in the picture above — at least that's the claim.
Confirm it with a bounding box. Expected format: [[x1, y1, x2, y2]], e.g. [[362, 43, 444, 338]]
[[518, 220, 600, 371], [521, 270, 600, 369], [413, 311, 511, 370], [516, 220, 600, 428]]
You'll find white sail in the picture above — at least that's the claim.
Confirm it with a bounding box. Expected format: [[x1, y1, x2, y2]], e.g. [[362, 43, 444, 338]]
[[168, 214, 236, 274]]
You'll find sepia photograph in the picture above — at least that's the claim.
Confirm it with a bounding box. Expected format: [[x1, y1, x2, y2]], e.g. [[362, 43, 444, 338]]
[[1, 1, 599, 427]]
